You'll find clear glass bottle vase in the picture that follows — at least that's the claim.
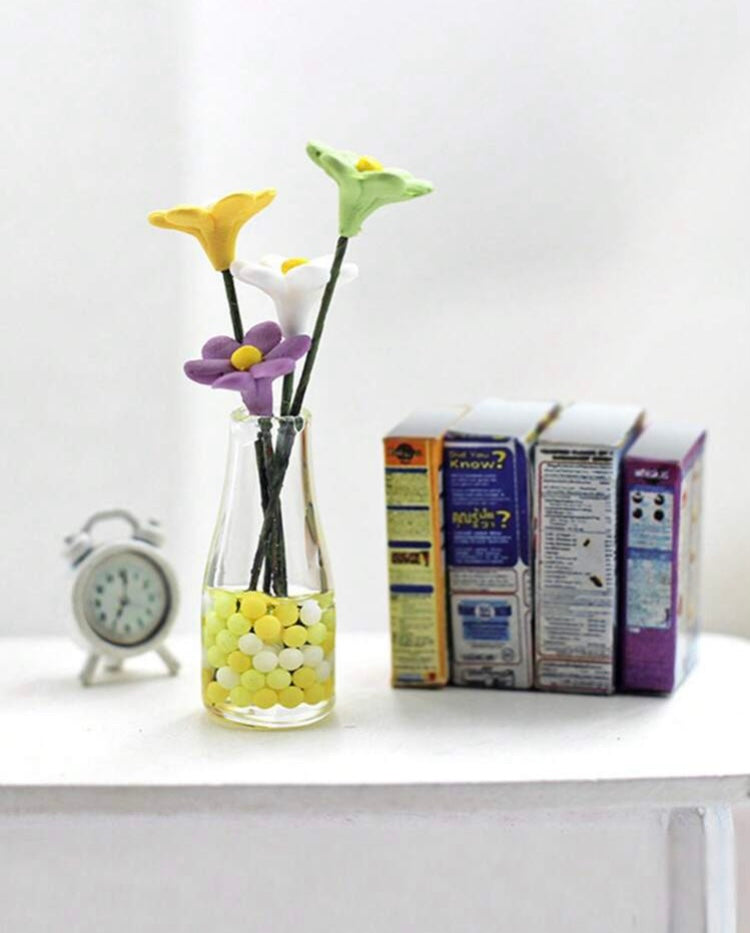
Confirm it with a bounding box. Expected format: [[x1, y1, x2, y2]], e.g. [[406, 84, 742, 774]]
[[202, 408, 335, 728]]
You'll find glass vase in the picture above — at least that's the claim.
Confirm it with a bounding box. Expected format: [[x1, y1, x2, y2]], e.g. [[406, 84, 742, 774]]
[[201, 409, 335, 728]]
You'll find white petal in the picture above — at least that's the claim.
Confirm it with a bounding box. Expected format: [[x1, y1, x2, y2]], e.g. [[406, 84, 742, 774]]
[[285, 262, 331, 292], [231, 260, 283, 298]]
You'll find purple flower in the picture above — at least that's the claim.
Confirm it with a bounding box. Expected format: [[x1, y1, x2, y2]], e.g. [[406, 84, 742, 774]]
[[184, 321, 311, 415]]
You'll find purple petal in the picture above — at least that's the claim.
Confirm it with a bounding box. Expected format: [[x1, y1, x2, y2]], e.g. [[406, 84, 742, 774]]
[[212, 371, 254, 391], [265, 334, 311, 362], [244, 378, 273, 415], [202, 336, 239, 360], [184, 359, 232, 385], [250, 358, 295, 379], [243, 321, 281, 355], [240, 381, 258, 413]]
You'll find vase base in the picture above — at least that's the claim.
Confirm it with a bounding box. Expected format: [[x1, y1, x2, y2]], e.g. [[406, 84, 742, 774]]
[[204, 697, 335, 730]]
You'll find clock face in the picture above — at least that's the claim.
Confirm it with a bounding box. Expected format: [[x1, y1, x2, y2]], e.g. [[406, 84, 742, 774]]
[[83, 550, 170, 646]]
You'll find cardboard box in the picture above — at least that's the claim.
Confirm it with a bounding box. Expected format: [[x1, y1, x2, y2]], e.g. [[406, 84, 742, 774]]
[[620, 424, 706, 693], [534, 402, 645, 694], [384, 407, 465, 687], [443, 399, 560, 689]]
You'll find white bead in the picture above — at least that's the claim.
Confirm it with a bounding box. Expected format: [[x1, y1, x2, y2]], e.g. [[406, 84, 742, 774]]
[[299, 599, 322, 626], [253, 651, 279, 673], [315, 660, 331, 682], [216, 666, 240, 689], [278, 647, 304, 671], [238, 633, 263, 656], [301, 645, 324, 667]]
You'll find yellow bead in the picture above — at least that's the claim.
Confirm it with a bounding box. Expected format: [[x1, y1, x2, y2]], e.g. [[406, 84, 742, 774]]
[[228, 650, 251, 673], [230, 344, 263, 371], [304, 683, 325, 705], [318, 591, 335, 609], [201, 668, 213, 689], [252, 687, 278, 709], [240, 669, 265, 692], [254, 614, 282, 643], [306, 623, 327, 645], [216, 630, 239, 653], [292, 666, 317, 689], [205, 681, 229, 705], [227, 612, 251, 635], [202, 630, 214, 650], [204, 612, 224, 636], [282, 624, 307, 648], [280, 257, 309, 274], [206, 645, 227, 669], [273, 601, 300, 627], [266, 668, 292, 690], [355, 155, 383, 172], [321, 678, 333, 699], [240, 592, 267, 621], [278, 686, 304, 709], [322, 607, 336, 629], [323, 632, 335, 655], [213, 592, 237, 619], [229, 685, 252, 707]]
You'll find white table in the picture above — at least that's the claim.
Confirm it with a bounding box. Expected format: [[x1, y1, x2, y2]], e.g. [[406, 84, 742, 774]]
[[1, 633, 748, 932]]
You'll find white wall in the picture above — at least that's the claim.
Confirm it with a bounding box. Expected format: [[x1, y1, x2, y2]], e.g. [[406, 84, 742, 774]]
[[182, 0, 750, 639], [1, 0, 749, 642], [0, 1, 188, 634]]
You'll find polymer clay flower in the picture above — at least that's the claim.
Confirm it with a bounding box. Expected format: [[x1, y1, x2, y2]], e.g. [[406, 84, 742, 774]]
[[306, 141, 433, 237], [231, 254, 359, 337], [184, 321, 311, 415], [148, 190, 276, 270]]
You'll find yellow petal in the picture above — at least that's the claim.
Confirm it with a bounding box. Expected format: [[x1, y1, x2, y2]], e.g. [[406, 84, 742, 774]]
[[148, 191, 276, 271]]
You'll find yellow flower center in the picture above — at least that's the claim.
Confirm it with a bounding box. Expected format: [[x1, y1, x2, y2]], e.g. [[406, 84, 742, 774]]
[[230, 344, 263, 371], [355, 155, 383, 172], [281, 257, 309, 274]]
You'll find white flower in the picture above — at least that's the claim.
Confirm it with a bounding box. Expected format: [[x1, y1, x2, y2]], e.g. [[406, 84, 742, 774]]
[[230, 254, 359, 337]]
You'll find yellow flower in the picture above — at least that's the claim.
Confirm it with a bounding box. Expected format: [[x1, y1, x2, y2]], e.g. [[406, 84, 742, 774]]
[[148, 190, 276, 271]]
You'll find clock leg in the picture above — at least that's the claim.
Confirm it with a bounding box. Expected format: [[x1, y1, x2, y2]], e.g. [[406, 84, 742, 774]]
[[80, 653, 100, 686], [156, 645, 180, 676], [105, 660, 124, 673]]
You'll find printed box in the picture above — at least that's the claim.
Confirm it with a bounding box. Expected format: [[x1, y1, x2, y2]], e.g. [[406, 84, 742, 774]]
[[620, 424, 706, 693], [443, 399, 560, 689], [384, 407, 465, 687], [534, 403, 645, 694]]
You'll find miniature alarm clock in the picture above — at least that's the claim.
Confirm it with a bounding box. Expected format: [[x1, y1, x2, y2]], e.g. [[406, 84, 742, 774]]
[[63, 509, 180, 685]]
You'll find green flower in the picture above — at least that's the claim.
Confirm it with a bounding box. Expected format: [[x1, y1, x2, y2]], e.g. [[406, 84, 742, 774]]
[[306, 140, 433, 237]]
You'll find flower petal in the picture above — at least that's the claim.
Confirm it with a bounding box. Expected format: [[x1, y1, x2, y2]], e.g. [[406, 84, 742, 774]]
[[337, 261, 359, 285], [212, 371, 255, 391], [264, 334, 311, 362], [245, 378, 273, 415], [250, 358, 295, 379], [231, 260, 283, 296], [284, 262, 331, 291], [184, 359, 232, 385], [201, 335, 239, 360], [243, 321, 281, 354]]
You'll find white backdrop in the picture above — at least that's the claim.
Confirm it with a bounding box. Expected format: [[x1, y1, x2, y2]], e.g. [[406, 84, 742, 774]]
[[2, 0, 749, 641]]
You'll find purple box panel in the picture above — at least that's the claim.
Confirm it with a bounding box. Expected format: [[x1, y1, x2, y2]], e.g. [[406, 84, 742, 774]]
[[620, 433, 705, 693]]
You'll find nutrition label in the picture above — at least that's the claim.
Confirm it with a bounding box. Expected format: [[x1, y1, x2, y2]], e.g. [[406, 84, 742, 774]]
[[536, 452, 617, 668]]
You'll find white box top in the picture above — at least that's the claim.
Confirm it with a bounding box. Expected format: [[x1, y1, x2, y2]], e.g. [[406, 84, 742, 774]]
[[626, 423, 706, 465], [385, 406, 466, 439], [447, 398, 560, 443], [538, 402, 645, 448]]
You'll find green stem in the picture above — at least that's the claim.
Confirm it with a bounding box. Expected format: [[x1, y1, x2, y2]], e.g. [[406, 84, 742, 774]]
[[281, 372, 294, 416], [290, 235, 349, 415], [221, 269, 244, 343]]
